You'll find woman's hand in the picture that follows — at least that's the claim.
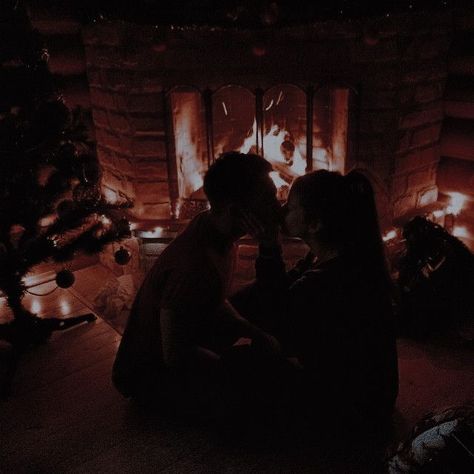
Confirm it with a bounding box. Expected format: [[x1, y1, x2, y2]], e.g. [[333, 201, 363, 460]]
[[239, 209, 280, 247]]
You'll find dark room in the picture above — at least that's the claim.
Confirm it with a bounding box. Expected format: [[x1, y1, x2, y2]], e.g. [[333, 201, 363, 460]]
[[1, 1, 473, 472]]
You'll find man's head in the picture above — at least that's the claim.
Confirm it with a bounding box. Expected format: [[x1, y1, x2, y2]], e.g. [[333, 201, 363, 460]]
[[203, 152, 280, 238]]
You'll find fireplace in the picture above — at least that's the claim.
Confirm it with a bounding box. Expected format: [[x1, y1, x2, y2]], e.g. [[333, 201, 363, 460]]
[[83, 12, 454, 273], [169, 84, 349, 218]]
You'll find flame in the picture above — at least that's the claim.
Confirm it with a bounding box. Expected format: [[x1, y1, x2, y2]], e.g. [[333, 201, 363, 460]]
[[173, 92, 204, 197], [447, 192, 466, 216], [238, 120, 306, 191]]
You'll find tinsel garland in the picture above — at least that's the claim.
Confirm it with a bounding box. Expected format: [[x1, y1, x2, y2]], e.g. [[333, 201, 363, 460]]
[[0, 2, 133, 322]]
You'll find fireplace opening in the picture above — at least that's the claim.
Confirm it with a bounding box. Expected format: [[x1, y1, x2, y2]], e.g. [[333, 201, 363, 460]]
[[168, 84, 350, 218]]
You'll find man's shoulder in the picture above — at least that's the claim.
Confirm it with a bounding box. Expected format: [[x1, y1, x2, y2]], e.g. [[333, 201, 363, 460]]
[[157, 235, 211, 273]]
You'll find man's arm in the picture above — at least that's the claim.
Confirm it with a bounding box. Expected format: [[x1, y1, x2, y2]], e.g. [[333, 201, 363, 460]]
[[217, 300, 281, 355], [160, 307, 220, 370]]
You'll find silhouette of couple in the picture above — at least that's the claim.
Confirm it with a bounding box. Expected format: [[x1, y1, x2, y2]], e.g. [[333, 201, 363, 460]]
[[113, 152, 398, 429]]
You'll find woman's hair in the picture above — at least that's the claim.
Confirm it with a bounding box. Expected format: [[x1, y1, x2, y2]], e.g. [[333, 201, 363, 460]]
[[291, 169, 391, 289]]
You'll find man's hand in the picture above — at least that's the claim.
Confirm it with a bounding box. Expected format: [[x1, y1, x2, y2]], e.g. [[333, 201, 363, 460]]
[[239, 209, 280, 247]]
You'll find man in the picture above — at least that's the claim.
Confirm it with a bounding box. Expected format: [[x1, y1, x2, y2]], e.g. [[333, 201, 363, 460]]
[[112, 152, 281, 410]]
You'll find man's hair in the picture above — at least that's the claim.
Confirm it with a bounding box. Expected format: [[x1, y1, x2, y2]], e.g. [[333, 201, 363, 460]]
[[203, 151, 272, 210]]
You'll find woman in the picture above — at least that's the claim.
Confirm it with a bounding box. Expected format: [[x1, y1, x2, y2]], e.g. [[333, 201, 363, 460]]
[[237, 169, 399, 426]]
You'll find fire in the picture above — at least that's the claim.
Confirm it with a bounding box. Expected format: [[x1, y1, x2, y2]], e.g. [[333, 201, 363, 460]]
[[238, 120, 306, 192], [173, 92, 205, 198]]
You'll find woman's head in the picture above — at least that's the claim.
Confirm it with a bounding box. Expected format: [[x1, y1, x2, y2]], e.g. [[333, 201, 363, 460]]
[[283, 169, 390, 285], [283, 170, 348, 244]]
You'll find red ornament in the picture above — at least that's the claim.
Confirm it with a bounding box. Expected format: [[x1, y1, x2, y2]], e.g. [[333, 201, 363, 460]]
[[56, 269, 75, 289], [114, 246, 131, 265]]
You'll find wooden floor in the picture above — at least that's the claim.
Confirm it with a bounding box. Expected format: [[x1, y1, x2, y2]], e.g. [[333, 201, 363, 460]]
[[1, 265, 473, 473]]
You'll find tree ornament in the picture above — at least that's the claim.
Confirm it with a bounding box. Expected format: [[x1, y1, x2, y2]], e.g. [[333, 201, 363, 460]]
[[114, 246, 131, 265], [55, 269, 75, 289], [0, 1, 132, 347]]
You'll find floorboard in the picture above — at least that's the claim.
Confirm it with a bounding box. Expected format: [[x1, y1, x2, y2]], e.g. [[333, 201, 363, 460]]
[[1, 264, 473, 473]]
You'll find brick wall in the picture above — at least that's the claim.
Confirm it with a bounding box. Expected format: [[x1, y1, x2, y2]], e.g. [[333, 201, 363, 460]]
[[83, 9, 452, 224]]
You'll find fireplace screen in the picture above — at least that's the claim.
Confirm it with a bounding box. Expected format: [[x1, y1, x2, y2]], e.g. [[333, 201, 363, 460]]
[[168, 85, 349, 218]]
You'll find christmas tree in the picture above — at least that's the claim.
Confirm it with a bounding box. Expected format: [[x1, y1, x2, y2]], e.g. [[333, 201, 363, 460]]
[[0, 2, 132, 345]]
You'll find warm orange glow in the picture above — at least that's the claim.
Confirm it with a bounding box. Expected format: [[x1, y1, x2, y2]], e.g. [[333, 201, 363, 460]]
[[269, 171, 288, 189], [103, 187, 118, 204], [31, 299, 42, 314], [453, 226, 469, 238], [172, 92, 205, 198], [140, 226, 164, 238], [447, 192, 466, 216], [239, 120, 306, 174], [60, 300, 71, 316], [238, 120, 306, 193], [99, 215, 112, 227]]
